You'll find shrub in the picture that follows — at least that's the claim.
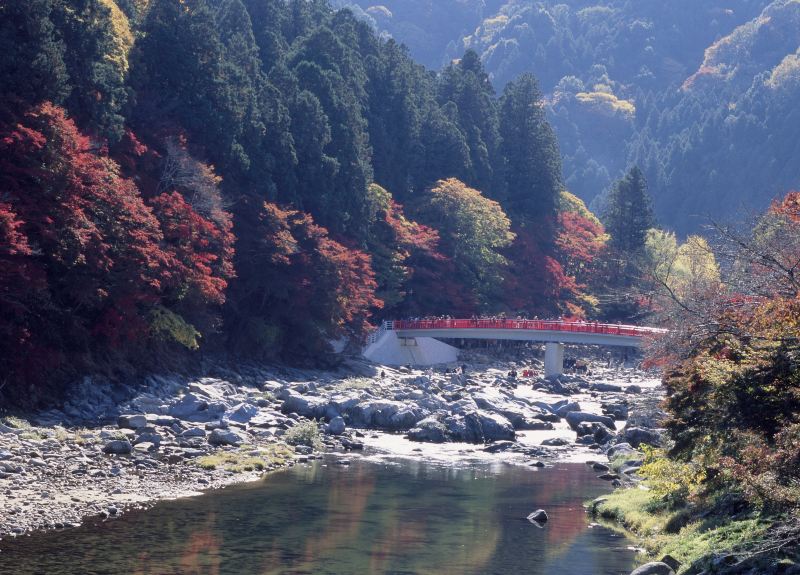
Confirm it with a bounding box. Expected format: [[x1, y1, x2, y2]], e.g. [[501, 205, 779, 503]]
[[284, 420, 324, 451]]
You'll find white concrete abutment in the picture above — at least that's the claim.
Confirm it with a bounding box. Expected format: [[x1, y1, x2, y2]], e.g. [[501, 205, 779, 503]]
[[544, 342, 565, 378], [362, 330, 459, 366]]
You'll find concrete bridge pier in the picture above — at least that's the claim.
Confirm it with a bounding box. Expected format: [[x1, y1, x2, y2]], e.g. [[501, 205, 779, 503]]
[[363, 330, 459, 366], [544, 342, 565, 378]]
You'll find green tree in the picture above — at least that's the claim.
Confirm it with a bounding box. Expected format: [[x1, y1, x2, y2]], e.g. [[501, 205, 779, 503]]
[[499, 73, 563, 231], [603, 166, 655, 255], [53, 0, 133, 141], [132, 0, 261, 184], [0, 0, 69, 111], [414, 102, 472, 196], [416, 178, 515, 309], [437, 50, 501, 195], [290, 26, 374, 238]]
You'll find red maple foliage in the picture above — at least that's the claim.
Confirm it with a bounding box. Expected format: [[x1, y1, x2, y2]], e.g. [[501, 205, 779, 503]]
[[227, 200, 381, 359], [0, 103, 184, 399], [368, 196, 464, 316], [384, 200, 440, 255], [556, 210, 607, 280], [770, 190, 800, 221], [503, 226, 581, 317], [150, 191, 234, 306], [0, 102, 169, 333]]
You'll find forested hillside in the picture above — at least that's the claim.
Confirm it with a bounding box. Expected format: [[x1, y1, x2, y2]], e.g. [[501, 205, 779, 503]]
[[343, 0, 800, 233], [0, 0, 617, 404]]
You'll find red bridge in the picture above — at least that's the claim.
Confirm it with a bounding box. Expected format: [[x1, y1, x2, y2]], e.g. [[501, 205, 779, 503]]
[[364, 319, 665, 376], [388, 318, 660, 338]]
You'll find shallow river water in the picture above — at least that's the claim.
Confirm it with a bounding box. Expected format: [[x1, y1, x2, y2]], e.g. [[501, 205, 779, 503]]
[[0, 458, 636, 575]]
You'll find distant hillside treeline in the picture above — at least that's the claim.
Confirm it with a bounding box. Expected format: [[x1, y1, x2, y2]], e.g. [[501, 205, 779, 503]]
[[0, 0, 612, 403], [343, 0, 800, 234]]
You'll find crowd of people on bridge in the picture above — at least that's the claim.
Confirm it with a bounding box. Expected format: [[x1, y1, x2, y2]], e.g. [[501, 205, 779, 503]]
[[403, 313, 560, 323]]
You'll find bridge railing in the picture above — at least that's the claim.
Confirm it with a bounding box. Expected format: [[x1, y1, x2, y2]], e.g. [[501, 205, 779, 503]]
[[366, 320, 394, 346], [387, 318, 663, 338]]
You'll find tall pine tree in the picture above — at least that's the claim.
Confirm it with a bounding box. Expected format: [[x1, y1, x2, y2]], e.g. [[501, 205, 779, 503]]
[[437, 50, 500, 195], [603, 166, 655, 255], [499, 73, 563, 233], [0, 0, 69, 113]]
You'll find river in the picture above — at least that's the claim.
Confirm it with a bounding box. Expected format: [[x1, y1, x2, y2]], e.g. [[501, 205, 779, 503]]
[[0, 457, 636, 575]]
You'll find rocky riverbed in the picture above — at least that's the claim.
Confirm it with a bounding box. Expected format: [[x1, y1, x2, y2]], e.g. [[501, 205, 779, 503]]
[[0, 346, 666, 543]]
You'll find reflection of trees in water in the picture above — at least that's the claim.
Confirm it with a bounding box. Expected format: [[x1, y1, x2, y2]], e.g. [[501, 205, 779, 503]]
[[176, 512, 222, 575], [253, 463, 500, 574], [0, 462, 634, 575]]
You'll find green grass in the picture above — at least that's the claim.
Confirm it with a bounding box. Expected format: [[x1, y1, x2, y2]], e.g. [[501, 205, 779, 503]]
[[195, 444, 293, 473], [3, 416, 31, 430], [3, 416, 52, 440], [594, 488, 774, 573], [594, 488, 669, 540], [336, 377, 374, 391]]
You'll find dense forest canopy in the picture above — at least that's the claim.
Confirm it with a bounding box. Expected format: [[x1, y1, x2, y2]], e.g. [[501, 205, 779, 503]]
[[341, 0, 800, 234], [0, 0, 623, 404]]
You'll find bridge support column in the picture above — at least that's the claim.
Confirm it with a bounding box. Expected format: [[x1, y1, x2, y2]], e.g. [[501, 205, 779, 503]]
[[544, 342, 565, 378]]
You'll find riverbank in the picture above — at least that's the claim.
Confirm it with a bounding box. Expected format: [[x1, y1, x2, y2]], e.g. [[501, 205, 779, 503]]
[[590, 459, 800, 575], [0, 346, 665, 543]]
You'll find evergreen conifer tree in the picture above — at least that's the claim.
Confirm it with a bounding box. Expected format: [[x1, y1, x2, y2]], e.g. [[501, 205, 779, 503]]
[[0, 0, 69, 111], [603, 166, 655, 255], [437, 50, 500, 195], [499, 73, 563, 232]]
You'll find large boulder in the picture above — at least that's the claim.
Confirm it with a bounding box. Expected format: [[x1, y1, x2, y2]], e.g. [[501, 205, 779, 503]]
[[324, 394, 362, 419], [576, 422, 615, 444], [476, 412, 516, 442], [443, 414, 470, 442], [407, 417, 449, 443], [527, 509, 548, 524], [134, 431, 162, 447], [169, 394, 209, 419], [349, 400, 424, 430], [389, 408, 423, 430], [606, 442, 638, 458], [448, 397, 480, 415], [103, 440, 132, 455], [280, 392, 327, 419], [326, 416, 346, 436], [565, 411, 616, 431], [624, 427, 662, 448], [117, 414, 147, 430], [591, 383, 624, 393], [442, 411, 515, 443], [628, 562, 675, 575], [541, 437, 570, 447], [461, 413, 486, 443], [188, 379, 237, 401], [226, 403, 259, 424], [553, 401, 581, 418], [180, 427, 206, 438], [208, 428, 245, 447], [517, 419, 554, 431], [602, 402, 629, 420]]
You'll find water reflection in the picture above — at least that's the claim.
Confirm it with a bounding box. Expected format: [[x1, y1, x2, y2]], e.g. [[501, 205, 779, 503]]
[[0, 460, 635, 575]]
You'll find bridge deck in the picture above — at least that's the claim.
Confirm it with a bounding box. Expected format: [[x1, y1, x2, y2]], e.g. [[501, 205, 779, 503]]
[[391, 319, 658, 336], [380, 319, 664, 348]]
